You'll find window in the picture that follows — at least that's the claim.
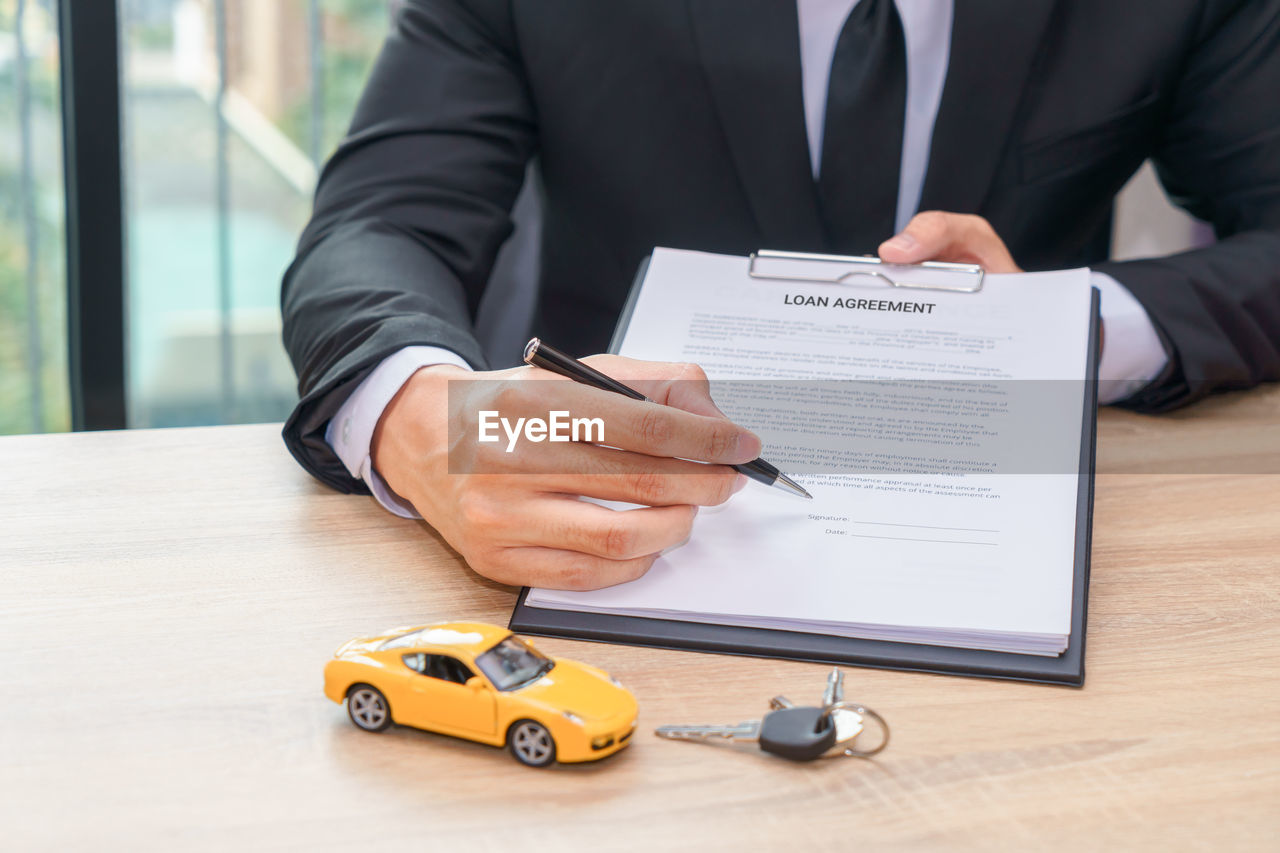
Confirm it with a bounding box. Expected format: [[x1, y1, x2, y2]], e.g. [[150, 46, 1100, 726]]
[[118, 0, 394, 427], [474, 636, 554, 692], [403, 652, 476, 686], [0, 0, 70, 434], [431, 656, 475, 685]]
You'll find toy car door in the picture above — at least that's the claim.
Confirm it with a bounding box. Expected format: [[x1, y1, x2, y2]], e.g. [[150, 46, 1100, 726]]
[[400, 653, 496, 735]]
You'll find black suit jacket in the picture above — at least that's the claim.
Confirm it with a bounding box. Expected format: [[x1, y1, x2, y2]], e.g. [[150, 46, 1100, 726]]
[[282, 0, 1280, 493]]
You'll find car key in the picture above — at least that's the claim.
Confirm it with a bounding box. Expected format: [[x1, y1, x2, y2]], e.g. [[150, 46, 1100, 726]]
[[759, 705, 841, 761], [773, 670, 862, 753], [655, 705, 838, 762], [775, 670, 888, 758]]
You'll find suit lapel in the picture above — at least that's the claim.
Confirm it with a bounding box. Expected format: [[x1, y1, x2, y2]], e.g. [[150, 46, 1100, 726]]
[[688, 0, 827, 250], [919, 0, 1059, 214]]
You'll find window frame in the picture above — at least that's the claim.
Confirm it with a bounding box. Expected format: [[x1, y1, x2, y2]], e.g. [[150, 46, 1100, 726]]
[[58, 0, 127, 430]]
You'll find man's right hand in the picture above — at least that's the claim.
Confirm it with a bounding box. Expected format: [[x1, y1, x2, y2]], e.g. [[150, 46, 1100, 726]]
[[370, 356, 761, 591]]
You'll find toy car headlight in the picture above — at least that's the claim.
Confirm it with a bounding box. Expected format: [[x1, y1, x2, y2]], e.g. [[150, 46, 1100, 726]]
[[562, 711, 584, 726]]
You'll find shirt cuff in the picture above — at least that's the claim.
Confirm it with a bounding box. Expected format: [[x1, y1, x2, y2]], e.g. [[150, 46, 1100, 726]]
[[1090, 271, 1170, 405], [324, 345, 474, 518]]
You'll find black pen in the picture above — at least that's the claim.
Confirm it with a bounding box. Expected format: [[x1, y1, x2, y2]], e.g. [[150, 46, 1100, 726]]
[[523, 337, 812, 500]]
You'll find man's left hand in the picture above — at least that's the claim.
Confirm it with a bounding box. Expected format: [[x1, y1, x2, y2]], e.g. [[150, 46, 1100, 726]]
[[878, 211, 1022, 273], [878, 211, 1108, 348]]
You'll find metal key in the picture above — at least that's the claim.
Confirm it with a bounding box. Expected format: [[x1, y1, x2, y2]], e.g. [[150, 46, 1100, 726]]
[[771, 668, 847, 713], [656, 706, 838, 762], [769, 667, 846, 711], [822, 667, 845, 706], [822, 668, 865, 748]]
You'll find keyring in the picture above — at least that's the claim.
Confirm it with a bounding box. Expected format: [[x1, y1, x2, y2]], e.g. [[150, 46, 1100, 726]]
[[819, 701, 890, 757]]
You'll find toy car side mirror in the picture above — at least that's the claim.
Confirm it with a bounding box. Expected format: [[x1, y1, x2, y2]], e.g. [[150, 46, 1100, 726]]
[[466, 676, 487, 692]]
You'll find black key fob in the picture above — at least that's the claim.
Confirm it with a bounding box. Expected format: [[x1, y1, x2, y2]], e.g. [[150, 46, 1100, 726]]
[[759, 706, 838, 761]]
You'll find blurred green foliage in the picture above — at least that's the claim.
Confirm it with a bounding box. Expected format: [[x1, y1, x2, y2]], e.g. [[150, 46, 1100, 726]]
[[0, 14, 70, 435], [0, 164, 69, 435]]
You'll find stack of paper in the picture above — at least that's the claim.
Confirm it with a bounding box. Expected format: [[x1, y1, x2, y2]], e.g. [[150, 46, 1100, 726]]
[[525, 249, 1094, 657]]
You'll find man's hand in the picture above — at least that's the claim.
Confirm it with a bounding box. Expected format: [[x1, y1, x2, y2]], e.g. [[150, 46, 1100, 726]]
[[878, 211, 1022, 273], [876, 211, 1108, 347], [371, 357, 760, 591]]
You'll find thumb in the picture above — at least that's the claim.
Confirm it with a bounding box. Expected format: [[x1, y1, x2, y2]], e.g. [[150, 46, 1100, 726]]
[[878, 211, 1022, 272], [878, 212, 949, 264]]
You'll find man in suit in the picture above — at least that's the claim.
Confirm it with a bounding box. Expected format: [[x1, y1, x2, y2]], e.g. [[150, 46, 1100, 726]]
[[282, 0, 1280, 589]]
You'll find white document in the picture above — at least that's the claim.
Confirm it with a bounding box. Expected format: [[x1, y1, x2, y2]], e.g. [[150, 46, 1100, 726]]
[[526, 248, 1095, 655]]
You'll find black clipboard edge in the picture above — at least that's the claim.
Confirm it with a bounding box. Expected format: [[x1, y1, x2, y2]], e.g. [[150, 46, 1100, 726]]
[[511, 257, 1099, 687], [512, 586, 1083, 685], [1073, 285, 1101, 686]]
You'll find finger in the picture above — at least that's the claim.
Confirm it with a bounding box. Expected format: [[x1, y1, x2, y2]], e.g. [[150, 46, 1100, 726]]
[[536, 463, 747, 508], [579, 356, 727, 419], [517, 353, 720, 413], [468, 375, 761, 464], [600, 395, 760, 463], [469, 438, 745, 506], [478, 546, 661, 591], [878, 211, 1020, 273], [498, 497, 698, 560]]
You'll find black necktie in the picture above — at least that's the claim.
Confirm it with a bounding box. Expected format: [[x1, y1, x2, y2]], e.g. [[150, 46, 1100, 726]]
[[817, 0, 908, 255]]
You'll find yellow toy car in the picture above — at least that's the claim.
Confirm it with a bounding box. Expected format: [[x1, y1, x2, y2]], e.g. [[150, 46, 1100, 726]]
[[323, 622, 637, 767]]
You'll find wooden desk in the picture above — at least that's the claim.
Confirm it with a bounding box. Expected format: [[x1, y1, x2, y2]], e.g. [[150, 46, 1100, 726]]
[[3, 388, 1278, 850]]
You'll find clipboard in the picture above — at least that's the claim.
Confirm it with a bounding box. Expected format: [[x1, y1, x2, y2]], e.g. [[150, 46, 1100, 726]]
[[511, 252, 1098, 686]]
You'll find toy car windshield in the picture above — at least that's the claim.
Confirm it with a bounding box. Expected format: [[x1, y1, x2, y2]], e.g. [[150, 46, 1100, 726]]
[[475, 636, 554, 691]]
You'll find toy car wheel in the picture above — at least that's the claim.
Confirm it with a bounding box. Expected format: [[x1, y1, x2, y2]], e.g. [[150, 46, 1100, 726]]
[[507, 719, 557, 767], [347, 684, 392, 732]]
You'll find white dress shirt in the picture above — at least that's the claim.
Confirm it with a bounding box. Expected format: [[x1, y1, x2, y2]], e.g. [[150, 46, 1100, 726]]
[[328, 0, 1169, 516]]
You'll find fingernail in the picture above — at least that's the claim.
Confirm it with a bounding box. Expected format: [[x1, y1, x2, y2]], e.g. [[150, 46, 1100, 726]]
[[883, 232, 917, 252], [732, 474, 749, 494]]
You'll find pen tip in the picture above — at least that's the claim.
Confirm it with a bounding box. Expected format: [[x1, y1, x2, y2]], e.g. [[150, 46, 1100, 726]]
[[775, 473, 812, 500]]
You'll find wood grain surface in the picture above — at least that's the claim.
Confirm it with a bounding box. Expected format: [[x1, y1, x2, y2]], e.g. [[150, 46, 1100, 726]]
[[2, 387, 1278, 851]]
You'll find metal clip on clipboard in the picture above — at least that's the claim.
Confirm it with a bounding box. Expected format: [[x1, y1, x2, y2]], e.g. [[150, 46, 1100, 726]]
[[747, 249, 985, 293]]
